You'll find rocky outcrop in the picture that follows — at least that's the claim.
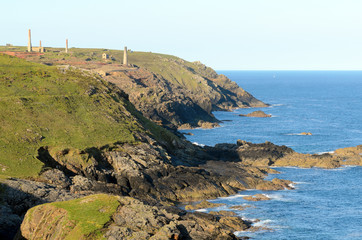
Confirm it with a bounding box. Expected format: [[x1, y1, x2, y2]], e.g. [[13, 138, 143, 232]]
[[6, 140, 360, 239], [104, 66, 267, 129], [205, 140, 362, 169], [0, 179, 86, 240], [243, 194, 271, 201], [239, 111, 271, 118], [300, 132, 312, 135], [18, 194, 252, 240]]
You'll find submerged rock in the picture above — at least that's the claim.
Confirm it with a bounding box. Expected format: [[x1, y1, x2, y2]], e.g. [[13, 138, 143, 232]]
[[300, 132, 312, 135], [229, 205, 253, 211], [239, 111, 271, 118], [243, 194, 271, 202]]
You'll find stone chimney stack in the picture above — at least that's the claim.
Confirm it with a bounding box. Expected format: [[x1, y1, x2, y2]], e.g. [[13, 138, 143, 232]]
[[65, 39, 68, 53], [27, 29, 32, 52], [123, 46, 128, 66], [39, 40, 42, 48]]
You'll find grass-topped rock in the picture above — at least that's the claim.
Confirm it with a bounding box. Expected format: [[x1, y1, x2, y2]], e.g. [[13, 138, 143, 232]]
[[19, 194, 121, 240], [18, 194, 252, 240]]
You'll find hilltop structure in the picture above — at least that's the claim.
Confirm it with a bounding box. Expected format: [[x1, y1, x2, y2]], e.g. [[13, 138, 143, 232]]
[[102, 52, 109, 60], [26, 29, 45, 52], [123, 46, 128, 65], [65, 39, 68, 53], [27, 29, 32, 52]]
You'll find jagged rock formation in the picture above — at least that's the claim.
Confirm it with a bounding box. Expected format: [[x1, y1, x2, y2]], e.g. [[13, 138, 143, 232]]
[[104, 57, 267, 129], [17, 194, 251, 240]]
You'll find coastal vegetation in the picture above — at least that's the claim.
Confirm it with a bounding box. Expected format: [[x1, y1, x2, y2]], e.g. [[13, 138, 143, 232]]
[[0, 45, 267, 129], [0, 48, 360, 240], [0, 53, 176, 178]]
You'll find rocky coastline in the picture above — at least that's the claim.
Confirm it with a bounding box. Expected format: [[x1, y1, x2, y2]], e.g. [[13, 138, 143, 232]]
[[1, 138, 360, 239], [0, 50, 361, 240]]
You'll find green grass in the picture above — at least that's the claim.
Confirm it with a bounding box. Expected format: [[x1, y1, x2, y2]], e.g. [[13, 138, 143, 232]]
[[24, 194, 120, 239], [0, 54, 148, 178], [25, 47, 220, 94], [52, 194, 120, 239]]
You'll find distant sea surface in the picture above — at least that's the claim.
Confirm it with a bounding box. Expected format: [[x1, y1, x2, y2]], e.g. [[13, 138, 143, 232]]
[[181, 70, 362, 154], [180, 71, 362, 239]]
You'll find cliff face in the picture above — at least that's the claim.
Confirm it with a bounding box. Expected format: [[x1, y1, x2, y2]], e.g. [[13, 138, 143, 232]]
[[104, 53, 268, 129], [18, 48, 267, 129]]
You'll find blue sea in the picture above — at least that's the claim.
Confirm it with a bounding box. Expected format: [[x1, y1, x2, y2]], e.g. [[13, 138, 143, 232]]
[[180, 71, 362, 239]]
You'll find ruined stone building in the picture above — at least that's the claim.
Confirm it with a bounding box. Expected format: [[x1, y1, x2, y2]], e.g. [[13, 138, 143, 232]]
[[102, 53, 109, 60], [27, 29, 45, 52]]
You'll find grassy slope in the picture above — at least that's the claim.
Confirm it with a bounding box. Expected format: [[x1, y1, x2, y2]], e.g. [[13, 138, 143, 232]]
[[0, 53, 176, 178], [0, 46, 244, 96], [25, 194, 120, 239], [4, 46, 223, 95]]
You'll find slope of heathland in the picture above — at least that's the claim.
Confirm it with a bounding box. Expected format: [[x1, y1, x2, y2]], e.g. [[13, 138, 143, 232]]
[[2, 46, 267, 129], [0, 53, 177, 178]]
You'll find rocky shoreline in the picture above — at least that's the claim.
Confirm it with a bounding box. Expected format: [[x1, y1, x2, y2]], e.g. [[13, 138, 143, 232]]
[[0, 50, 361, 240], [1, 138, 360, 239]]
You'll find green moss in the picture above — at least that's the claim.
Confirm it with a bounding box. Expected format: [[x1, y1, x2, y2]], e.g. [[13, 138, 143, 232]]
[[51, 194, 120, 239]]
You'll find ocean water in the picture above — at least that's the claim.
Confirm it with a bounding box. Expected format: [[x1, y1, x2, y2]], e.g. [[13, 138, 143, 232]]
[[181, 71, 362, 154], [180, 71, 362, 239], [208, 166, 362, 240]]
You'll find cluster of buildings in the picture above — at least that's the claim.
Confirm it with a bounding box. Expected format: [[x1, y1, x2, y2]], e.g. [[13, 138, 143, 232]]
[[26, 29, 129, 65]]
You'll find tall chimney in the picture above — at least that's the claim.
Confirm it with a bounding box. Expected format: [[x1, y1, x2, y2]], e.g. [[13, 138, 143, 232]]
[[123, 46, 128, 66], [27, 29, 32, 52], [39, 40, 42, 48], [65, 39, 68, 53]]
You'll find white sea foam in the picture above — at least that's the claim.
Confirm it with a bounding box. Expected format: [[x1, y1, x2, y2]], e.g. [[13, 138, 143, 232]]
[[217, 194, 248, 200], [316, 151, 334, 155], [285, 133, 313, 136], [192, 142, 205, 147], [195, 208, 207, 212], [279, 166, 311, 169], [234, 231, 248, 236], [294, 181, 309, 184], [270, 103, 284, 107], [253, 219, 274, 227], [265, 194, 294, 202], [324, 167, 349, 171]]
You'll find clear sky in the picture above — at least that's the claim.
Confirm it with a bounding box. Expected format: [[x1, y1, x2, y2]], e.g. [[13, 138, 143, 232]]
[[1, 0, 362, 70]]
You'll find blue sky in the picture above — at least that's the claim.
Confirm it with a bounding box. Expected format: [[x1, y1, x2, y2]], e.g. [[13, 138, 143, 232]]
[[1, 0, 362, 70]]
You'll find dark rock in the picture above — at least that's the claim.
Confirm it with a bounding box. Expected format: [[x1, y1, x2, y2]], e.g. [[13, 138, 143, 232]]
[[239, 110, 271, 118], [185, 200, 225, 210], [40, 169, 71, 188], [243, 194, 270, 201]]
